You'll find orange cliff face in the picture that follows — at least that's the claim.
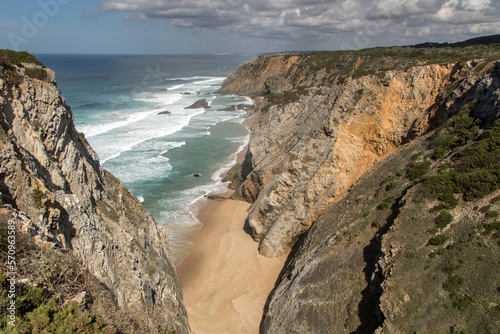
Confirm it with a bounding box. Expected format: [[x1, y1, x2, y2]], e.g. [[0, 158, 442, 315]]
[[220, 52, 493, 258]]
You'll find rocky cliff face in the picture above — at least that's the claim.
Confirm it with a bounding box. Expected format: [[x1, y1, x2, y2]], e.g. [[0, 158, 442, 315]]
[[261, 63, 500, 333], [221, 50, 499, 258], [221, 45, 500, 332], [0, 60, 190, 333]]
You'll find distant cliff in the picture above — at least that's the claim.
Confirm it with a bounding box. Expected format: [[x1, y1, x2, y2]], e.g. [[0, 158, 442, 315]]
[[220, 41, 500, 332], [0, 51, 190, 333]]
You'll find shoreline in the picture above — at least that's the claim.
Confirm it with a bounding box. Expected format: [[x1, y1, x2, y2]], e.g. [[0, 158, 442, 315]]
[[177, 111, 287, 334]]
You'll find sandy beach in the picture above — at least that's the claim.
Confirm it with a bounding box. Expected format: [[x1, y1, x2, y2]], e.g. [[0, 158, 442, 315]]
[[176, 114, 287, 334], [177, 198, 286, 334]]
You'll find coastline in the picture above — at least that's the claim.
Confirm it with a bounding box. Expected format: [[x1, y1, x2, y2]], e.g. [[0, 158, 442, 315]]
[[177, 112, 287, 334]]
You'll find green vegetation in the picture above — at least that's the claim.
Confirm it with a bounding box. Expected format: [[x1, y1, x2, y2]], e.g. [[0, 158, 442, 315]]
[[385, 181, 398, 191], [377, 196, 394, 210], [0, 217, 108, 332], [429, 234, 449, 246], [443, 275, 464, 292], [0, 50, 43, 66], [415, 109, 500, 206], [0, 50, 48, 86], [32, 189, 46, 209], [451, 293, 475, 311], [24, 67, 48, 82], [261, 86, 308, 112], [406, 161, 432, 180], [381, 175, 396, 184], [429, 108, 480, 159], [482, 221, 500, 235], [435, 211, 454, 228]]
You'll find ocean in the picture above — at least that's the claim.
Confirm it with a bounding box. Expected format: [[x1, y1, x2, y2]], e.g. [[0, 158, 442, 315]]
[[36, 54, 255, 264]]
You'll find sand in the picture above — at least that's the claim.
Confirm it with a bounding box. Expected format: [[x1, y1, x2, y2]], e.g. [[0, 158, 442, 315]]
[[176, 112, 285, 333], [177, 197, 286, 334]]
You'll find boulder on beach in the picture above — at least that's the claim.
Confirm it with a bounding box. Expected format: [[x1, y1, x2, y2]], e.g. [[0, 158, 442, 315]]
[[157, 111, 172, 115]]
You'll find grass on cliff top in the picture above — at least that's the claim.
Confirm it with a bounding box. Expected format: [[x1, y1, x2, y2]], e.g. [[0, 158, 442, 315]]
[[259, 41, 500, 110], [0, 50, 48, 87], [0, 50, 43, 67], [289, 41, 500, 72]]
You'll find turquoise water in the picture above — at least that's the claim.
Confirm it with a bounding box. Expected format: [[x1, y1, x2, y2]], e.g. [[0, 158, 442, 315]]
[[36, 54, 254, 264]]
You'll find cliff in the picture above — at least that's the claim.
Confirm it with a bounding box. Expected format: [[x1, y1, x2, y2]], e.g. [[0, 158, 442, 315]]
[[221, 44, 500, 258], [0, 52, 190, 333], [220, 41, 500, 332]]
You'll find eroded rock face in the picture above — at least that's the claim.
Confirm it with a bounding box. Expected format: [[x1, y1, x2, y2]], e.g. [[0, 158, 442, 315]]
[[223, 54, 492, 258], [259, 63, 500, 333], [0, 66, 190, 333]]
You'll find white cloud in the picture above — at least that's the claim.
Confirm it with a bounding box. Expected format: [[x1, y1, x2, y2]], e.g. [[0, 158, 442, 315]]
[[88, 0, 500, 49]]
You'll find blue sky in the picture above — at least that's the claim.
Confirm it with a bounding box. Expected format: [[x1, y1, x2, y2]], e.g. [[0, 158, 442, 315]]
[[1, 0, 499, 54]]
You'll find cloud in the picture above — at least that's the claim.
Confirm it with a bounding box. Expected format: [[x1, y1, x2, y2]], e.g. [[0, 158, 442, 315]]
[[89, 0, 500, 49]]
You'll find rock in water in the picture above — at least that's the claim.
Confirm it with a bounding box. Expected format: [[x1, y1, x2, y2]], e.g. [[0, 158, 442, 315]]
[[185, 98, 210, 109]]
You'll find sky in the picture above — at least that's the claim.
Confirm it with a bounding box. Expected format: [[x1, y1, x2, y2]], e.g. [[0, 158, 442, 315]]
[[1, 0, 499, 55]]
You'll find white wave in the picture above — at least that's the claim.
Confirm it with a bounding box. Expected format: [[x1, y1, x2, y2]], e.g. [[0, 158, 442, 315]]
[[79, 108, 163, 138], [191, 77, 225, 85], [211, 134, 249, 183], [168, 84, 186, 91], [135, 91, 183, 105], [98, 109, 206, 164], [160, 141, 186, 155], [167, 76, 204, 81]]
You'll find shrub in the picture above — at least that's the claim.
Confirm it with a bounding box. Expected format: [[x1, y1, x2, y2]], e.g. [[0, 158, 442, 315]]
[[381, 175, 396, 184], [490, 195, 500, 203], [377, 196, 394, 210], [429, 234, 449, 246], [483, 221, 500, 235], [406, 161, 432, 180], [435, 211, 454, 228], [17, 297, 106, 334], [0, 49, 43, 66], [443, 275, 464, 292], [486, 210, 500, 218], [25, 67, 47, 81], [385, 181, 398, 191], [451, 293, 474, 311], [418, 120, 500, 203], [32, 189, 46, 209], [429, 248, 447, 258]]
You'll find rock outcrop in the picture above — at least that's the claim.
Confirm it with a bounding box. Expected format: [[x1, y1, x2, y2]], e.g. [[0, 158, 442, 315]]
[[185, 98, 210, 109], [0, 58, 190, 332]]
